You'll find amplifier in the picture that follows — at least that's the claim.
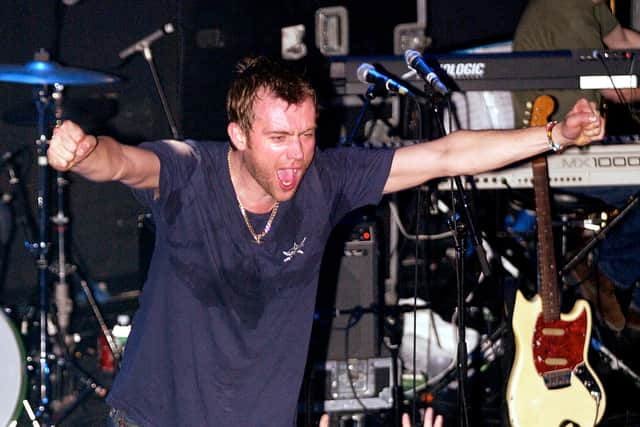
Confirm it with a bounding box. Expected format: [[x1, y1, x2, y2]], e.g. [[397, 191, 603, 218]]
[[312, 216, 383, 361], [311, 357, 394, 413], [325, 235, 380, 360]]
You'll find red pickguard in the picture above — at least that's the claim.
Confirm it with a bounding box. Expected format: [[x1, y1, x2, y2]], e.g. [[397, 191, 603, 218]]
[[533, 307, 587, 374]]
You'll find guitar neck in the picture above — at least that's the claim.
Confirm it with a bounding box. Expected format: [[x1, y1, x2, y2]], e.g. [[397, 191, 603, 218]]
[[528, 95, 561, 322], [532, 155, 560, 321]]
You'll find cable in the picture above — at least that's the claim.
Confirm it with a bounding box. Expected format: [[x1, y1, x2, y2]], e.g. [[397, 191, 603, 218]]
[[595, 51, 640, 126], [343, 312, 371, 413], [388, 200, 453, 241]]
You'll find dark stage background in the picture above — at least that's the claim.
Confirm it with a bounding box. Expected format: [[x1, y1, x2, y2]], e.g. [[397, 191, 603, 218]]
[[3, 1, 638, 427]]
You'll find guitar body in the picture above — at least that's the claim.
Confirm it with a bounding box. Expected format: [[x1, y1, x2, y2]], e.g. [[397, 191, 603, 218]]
[[507, 290, 606, 427]]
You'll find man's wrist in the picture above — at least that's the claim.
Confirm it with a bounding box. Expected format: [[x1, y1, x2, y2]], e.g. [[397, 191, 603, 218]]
[[546, 121, 563, 152]]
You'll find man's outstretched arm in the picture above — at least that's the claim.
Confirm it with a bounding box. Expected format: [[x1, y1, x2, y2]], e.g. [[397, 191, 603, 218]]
[[48, 120, 161, 190], [383, 98, 604, 194]]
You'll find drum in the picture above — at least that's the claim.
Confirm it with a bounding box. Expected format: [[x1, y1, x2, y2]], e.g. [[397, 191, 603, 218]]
[[0, 309, 25, 426]]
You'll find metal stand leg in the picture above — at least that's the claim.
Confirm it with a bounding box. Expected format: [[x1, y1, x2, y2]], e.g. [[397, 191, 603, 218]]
[[561, 192, 639, 275], [51, 355, 108, 425]]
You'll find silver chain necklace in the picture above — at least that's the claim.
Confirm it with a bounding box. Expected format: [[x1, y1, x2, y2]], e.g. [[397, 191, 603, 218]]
[[228, 148, 279, 244]]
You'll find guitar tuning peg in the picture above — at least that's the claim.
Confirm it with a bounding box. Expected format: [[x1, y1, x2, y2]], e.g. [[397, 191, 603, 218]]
[[522, 119, 530, 126], [525, 101, 532, 109]]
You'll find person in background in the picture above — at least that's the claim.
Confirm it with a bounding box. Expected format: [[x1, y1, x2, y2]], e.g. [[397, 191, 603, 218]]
[[49, 56, 602, 426], [512, 0, 640, 332]]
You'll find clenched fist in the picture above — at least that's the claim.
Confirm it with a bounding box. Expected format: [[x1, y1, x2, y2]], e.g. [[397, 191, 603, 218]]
[[557, 98, 605, 148], [48, 120, 98, 171]]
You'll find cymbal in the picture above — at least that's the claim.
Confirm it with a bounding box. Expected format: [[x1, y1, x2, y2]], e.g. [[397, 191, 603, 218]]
[[0, 61, 118, 85]]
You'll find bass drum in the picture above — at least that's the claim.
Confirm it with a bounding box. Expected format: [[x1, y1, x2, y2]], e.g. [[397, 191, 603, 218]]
[[0, 309, 25, 426]]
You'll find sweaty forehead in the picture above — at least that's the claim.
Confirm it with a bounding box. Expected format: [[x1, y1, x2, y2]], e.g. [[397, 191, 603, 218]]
[[252, 93, 316, 130]]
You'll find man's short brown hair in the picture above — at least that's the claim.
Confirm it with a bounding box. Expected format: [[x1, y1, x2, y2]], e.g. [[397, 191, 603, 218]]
[[226, 56, 317, 134]]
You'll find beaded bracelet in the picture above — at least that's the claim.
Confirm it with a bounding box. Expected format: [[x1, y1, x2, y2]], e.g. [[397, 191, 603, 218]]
[[545, 120, 562, 152]]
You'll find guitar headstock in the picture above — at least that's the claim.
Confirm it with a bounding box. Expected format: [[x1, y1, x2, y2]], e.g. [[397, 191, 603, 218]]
[[523, 95, 555, 128]]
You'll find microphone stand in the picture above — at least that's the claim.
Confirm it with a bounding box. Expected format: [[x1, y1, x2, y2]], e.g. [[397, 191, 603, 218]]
[[341, 84, 384, 146], [141, 45, 180, 139], [447, 212, 470, 427], [119, 24, 180, 140], [424, 86, 490, 427]]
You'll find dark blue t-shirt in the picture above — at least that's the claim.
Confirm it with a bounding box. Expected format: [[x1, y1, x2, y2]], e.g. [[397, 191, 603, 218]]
[[106, 140, 394, 426]]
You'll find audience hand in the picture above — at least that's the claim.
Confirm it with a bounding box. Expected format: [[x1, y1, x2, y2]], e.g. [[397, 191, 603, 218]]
[[403, 408, 443, 427], [318, 408, 443, 427]]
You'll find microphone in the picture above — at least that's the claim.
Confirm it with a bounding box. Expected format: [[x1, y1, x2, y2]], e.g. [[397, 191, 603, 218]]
[[119, 23, 175, 60], [404, 49, 450, 96], [357, 63, 414, 96]]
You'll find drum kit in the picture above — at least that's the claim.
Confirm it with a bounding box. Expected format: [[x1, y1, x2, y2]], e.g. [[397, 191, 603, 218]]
[[0, 50, 119, 427]]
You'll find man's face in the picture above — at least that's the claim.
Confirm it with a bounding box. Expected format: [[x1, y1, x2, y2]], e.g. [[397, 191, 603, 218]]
[[240, 90, 317, 202]]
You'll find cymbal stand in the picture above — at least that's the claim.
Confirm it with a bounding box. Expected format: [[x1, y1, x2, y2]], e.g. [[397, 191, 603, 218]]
[[29, 83, 54, 425], [50, 183, 121, 366], [50, 86, 120, 366], [47, 88, 117, 419], [24, 84, 115, 426], [50, 86, 73, 342]]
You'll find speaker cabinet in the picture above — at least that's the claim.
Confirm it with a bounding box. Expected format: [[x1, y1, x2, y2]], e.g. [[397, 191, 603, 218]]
[[326, 237, 379, 360], [312, 218, 383, 361]]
